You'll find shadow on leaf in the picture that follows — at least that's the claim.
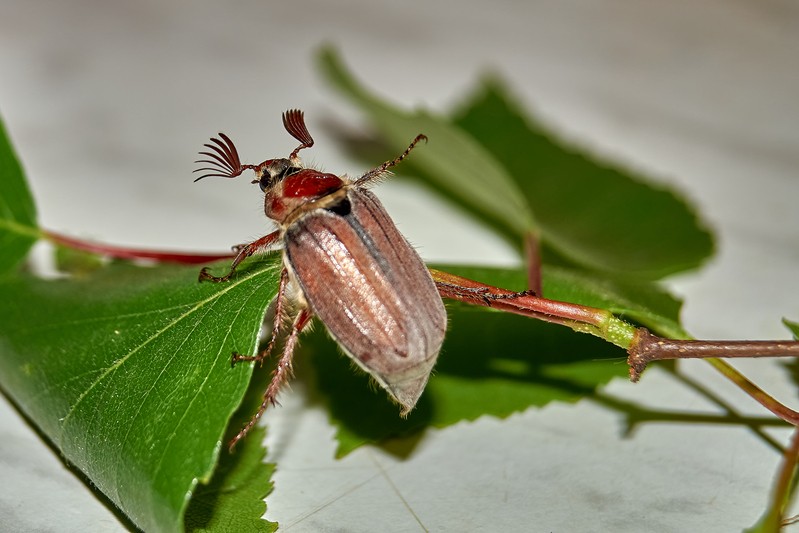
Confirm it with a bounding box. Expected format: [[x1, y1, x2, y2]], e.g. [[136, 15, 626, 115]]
[[302, 304, 628, 458]]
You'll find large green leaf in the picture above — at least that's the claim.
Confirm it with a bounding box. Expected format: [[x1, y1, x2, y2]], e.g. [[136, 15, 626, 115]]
[[452, 81, 715, 278], [317, 47, 714, 280], [0, 259, 280, 532], [0, 114, 39, 275], [311, 264, 687, 456]]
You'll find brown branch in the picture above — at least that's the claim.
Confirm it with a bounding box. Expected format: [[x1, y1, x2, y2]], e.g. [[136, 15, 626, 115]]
[[432, 268, 799, 429], [628, 329, 799, 382]]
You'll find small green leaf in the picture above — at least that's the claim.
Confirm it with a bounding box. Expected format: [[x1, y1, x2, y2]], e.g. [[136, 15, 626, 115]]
[[312, 264, 686, 456], [451, 79, 715, 278], [184, 426, 276, 533], [784, 319, 799, 339], [0, 259, 280, 532], [317, 46, 536, 239], [185, 353, 281, 532], [0, 114, 39, 275]]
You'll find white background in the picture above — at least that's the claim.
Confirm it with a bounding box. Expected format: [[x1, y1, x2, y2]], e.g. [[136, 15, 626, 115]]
[[1, 1, 798, 531]]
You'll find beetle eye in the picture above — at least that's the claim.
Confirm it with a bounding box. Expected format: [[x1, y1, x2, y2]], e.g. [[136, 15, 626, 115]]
[[258, 170, 280, 192]]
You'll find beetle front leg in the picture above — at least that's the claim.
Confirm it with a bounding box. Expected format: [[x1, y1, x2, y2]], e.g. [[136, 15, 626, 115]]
[[198, 230, 281, 282], [355, 134, 427, 187]]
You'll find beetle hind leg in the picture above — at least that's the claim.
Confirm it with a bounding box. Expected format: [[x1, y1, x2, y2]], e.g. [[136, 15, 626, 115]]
[[228, 307, 314, 452]]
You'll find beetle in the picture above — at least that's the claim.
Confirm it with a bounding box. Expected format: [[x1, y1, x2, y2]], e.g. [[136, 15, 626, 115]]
[[195, 109, 447, 450]]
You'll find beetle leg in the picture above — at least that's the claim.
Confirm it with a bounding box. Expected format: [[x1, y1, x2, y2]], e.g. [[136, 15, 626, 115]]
[[228, 307, 314, 452], [436, 281, 535, 306], [355, 134, 427, 186], [489, 289, 537, 300], [231, 268, 290, 367], [198, 230, 281, 282]]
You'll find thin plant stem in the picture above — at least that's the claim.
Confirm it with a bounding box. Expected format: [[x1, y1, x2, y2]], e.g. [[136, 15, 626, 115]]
[[749, 427, 799, 532], [44, 230, 235, 264]]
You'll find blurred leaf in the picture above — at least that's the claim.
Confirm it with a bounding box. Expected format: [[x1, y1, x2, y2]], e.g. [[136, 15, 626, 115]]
[[310, 264, 686, 456], [54, 244, 106, 275], [317, 47, 715, 279], [0, 258, 280, 532], [451, 80, 715, 278], [0, 114, 39, 275], [317, 46, 536, 240], [785, 319, 799, 339]]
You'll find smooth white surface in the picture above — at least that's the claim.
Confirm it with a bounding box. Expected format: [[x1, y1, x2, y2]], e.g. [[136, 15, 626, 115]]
[[1, 1, 798, 532]]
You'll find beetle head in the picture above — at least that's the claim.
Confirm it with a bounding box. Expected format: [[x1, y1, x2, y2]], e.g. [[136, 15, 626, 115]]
[[253, 158, 301, 192], [193, 109, 315, 186]]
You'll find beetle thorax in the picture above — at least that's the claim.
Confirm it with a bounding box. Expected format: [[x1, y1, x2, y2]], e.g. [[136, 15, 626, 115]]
[[264, 168, 347, 225]]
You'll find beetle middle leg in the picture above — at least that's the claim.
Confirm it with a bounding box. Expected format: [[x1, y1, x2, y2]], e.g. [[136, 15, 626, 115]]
[[198, 230, 281, 283], [228, 306, 314, 452], [231, 268, 290, 367]]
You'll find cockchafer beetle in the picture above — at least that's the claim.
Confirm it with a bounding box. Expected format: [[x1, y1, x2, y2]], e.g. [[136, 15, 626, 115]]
[[195, 110, 446, 450]]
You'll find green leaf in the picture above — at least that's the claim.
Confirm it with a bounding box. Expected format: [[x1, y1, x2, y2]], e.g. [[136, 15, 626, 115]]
[[0, 114, 39, 276], [452, 79, 715, 278], [185, 347, 282, 532], [185, 425, 275, 533], [316, 46, 536, 240], [0, 259, 280, 532], [317, 47, 714, 279], [184, 366, 279, 532], [540, 266, 690, 340], [784, 319, 799, 339], [311, 264, 686, 456]]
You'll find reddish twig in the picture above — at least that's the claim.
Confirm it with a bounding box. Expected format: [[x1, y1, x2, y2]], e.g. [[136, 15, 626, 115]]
[[44, 230, 235, 265]]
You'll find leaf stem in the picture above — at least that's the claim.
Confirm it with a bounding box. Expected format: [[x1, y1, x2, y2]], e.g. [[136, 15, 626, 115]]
[[43, 230, 235, 264], [0, 217, 42, 238], [750, 426, 799, 532], [705, 358, 799, 427]]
